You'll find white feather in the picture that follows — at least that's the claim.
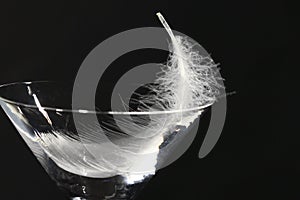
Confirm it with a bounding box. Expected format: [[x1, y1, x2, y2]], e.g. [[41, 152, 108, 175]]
[[23, 13, 222, 181]]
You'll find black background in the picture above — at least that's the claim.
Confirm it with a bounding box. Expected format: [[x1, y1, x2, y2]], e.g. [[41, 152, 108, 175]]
[[0, 0, 299, 199]]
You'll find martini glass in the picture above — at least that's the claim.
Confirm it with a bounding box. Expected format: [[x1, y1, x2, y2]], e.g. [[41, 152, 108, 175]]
[[0, 81, 208, 200]]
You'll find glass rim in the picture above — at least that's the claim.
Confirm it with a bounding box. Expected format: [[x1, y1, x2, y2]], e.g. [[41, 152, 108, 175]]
[[0, 80, 213, 115]]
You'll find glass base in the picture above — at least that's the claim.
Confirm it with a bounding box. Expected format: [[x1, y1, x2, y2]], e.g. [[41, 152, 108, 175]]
[[40, 154, 152, 200]]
